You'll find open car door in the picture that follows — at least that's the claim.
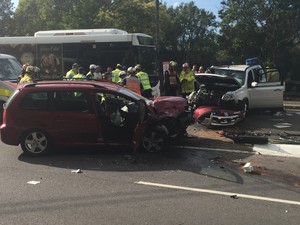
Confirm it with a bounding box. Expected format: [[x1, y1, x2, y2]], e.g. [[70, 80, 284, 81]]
[[132, 99, 147, 151]]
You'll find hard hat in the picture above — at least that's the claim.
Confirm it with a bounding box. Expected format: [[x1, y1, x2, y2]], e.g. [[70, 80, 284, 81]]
[[119, 71, 126, 77], [116, 63, 122, 68], [135, 64, 141, 71], [22, 63, 30, 71], [89, 64, 96, 70], [127, 67, 134, 74], [182, 63, 189, 68], [72, 63, 79, 67], [169, 61, 177, 67]]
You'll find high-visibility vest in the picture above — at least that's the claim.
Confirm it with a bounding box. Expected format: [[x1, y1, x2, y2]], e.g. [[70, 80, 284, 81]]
[[136, 71, 151, 90], [66, 69, 77, 79], [18, 74, 32, 85], [112, 69, 121, 83], [125, 76, 141, 95], [73, 73, 86, 79]]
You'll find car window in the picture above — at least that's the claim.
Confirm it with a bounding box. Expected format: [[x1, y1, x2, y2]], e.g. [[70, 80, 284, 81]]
[[265, 67, 281, 82], [0, 57, 21, 80], [20, 91, 50, 110], [53, 91, 90, 112]]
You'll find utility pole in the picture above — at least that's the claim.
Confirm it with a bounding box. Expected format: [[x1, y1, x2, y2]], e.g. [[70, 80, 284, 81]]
[[155, 0, 163, 92]]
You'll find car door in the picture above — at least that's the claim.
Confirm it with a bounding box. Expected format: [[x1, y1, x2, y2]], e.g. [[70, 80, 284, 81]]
[[247, 67, 284, 109], [95, 91, 141, 145], [50, 90, 100, 144]]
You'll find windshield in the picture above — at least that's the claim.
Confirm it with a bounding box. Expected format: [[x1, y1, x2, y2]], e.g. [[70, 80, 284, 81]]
[[136, 46, 156, 76], [213, 68, 246, 86], [117, 86, 153, 104], [0, 57, 21, 81]]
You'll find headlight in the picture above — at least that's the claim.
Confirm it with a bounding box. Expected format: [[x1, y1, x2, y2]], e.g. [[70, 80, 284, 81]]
[[221, 91, 236, 101]]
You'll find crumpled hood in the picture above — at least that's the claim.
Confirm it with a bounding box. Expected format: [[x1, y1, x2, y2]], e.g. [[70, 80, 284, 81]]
[[195, 73, 241, 89], [153, 96, 186, 117]]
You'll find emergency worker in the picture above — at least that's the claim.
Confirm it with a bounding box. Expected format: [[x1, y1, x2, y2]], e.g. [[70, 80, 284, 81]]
[[118, 71, 127, 84], [112, 64, 122, 83], [122, 67, 142, 95], [65, 63, 78, 79], [86, 64, 96, 80], [18, 63, 30, 83], [135, 64, 153, 98], [266, 66, 280, 82], [179, 63, 195, 99], [164, 61, 180, 96], [18, 66, 40, 85], [94, 65, 102, 79], [73, 67, 86, 79]]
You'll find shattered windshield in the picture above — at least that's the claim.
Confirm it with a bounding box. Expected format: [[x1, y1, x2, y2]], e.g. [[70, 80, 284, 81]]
[[213, 69, 246, 86]]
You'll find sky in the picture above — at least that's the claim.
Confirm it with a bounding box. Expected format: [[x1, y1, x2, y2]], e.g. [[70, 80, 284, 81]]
[[11, 0, 221, 17]]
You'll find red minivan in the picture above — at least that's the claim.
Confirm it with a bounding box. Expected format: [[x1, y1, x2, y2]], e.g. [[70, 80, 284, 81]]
[[1, 80, 188, 156]]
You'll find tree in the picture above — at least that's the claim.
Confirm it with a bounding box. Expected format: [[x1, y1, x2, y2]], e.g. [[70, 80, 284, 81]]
[[164, 2, 218, 67], [218, 0, 300, 73], [0, 0, 14, 36]]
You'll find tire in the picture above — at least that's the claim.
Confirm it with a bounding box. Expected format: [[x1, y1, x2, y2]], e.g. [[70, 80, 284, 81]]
[[142, 128, 166, 153], [20, 129, 52, 156]]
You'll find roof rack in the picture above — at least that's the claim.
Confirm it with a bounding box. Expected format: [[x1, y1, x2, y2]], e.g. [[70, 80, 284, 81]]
[[24, 78, 112, 89]]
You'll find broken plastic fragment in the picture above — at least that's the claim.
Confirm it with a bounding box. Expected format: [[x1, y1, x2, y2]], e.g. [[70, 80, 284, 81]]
[[243, 162, 253, 173], [27, 181, 41, 185], [71, 169, 82, 173]]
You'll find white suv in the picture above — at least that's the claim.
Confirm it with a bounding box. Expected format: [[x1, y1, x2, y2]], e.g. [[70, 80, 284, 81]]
[[192, 63, 285, 112]]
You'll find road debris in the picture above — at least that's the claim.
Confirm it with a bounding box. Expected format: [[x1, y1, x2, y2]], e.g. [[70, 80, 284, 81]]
[[243, 162, 253, 173], [230, 195, 238, 199], [71, 169, 82, 173], [27, 181, 41, 185]]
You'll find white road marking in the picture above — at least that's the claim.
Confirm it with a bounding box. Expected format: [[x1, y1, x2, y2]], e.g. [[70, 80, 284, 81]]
[[254, 144, 300, 158], [136, 181, 300, 206]]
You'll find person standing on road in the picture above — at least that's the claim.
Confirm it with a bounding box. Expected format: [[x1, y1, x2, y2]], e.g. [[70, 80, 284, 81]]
[[122, 67, 142, 95], [164, 61, 180, 96], [65, 63, 78, 79], [94, 65, 102, 80], [18, 66, 40, 86], [112, 64, 122, 83], [73, 67, 86, 79], [135, 64, 153, 98], [179, 63, 195, 99]]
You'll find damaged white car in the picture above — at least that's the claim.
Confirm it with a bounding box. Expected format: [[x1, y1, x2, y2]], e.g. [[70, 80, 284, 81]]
[[188, 62, 285, 126]]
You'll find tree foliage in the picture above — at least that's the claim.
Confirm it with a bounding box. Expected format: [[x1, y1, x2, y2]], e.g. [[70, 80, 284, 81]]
[[218, 0, 300, 70], [0, 0, 14, 36]]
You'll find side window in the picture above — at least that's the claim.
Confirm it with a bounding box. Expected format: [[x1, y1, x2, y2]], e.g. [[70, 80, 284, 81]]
[[20, 92, 49, 110], [53, 91, 90, 112], [265, 67, 280, 82]]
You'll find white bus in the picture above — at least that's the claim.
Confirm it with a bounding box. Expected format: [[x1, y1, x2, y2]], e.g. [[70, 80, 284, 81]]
[[0, 29, 157, 79]]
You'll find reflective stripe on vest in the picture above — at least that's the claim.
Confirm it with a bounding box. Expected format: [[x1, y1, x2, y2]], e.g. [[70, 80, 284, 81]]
[[137, 71, 151, 90], [126, 76, 141, 95]]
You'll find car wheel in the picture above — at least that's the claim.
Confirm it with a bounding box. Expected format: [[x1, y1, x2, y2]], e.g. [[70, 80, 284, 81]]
[[142, 128, 166, 153], [21, 130, 52, 156]]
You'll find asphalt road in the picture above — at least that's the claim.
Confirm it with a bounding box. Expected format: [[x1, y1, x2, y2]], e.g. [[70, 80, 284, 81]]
[[0, 138, 300, 225]]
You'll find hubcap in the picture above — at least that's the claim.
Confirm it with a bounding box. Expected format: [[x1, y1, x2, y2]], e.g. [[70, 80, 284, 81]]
[[143, 131, 164, 153], [24, 132, 48, 154]]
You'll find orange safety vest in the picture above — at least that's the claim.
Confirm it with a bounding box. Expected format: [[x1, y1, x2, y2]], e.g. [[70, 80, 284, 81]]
[[125, 76, 141, 95]]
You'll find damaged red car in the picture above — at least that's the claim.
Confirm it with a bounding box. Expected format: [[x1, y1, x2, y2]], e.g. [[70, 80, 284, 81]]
[[1, 80, 188, 156]]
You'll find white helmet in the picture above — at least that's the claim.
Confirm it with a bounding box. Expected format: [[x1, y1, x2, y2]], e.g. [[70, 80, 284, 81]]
[[89, 64, 96, 70]]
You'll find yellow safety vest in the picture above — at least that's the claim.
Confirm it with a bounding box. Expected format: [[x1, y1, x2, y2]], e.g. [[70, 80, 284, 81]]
[[136, 71, 151, 90]]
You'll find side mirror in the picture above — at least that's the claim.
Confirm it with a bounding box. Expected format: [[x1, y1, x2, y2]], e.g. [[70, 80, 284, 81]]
[[251, 81, 258, 87]]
